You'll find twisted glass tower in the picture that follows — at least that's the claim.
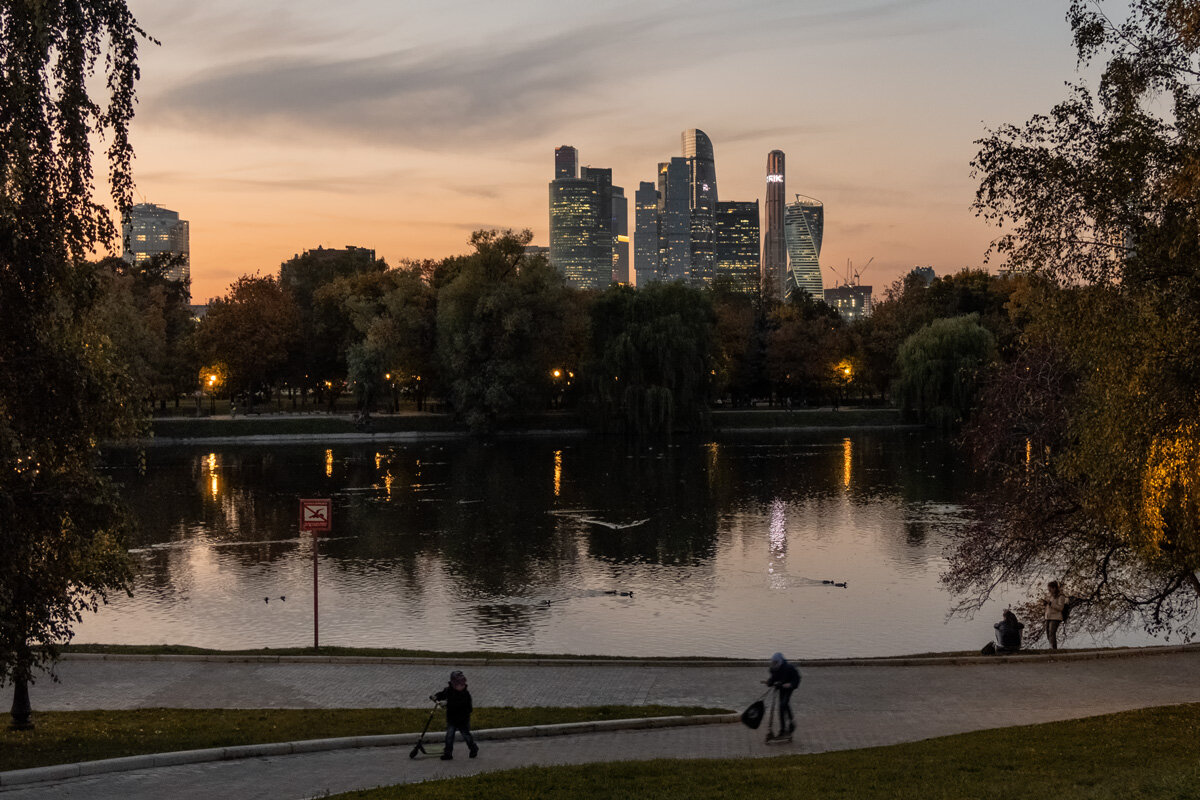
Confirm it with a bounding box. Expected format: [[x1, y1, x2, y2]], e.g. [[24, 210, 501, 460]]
[[783, 195, 824, 301]]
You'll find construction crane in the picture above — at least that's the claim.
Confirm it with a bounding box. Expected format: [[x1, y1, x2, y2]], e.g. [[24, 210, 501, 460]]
[[826, 257, 874, 287]]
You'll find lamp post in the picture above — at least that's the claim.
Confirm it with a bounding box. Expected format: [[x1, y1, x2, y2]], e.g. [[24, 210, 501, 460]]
[[208, 374, 217, 414]]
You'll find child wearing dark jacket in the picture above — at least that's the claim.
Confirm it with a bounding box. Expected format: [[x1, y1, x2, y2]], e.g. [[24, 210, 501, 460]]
[[432, 670, 478, 760]]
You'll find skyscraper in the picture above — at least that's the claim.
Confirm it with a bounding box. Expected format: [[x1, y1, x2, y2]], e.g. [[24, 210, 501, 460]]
[[581, 166, 615, 283], [634, 181, 660, 287], [122, 202, 190, 287], [682, 129, 718, 285], [611, 186, 629, 284], [658, 157, 692, 282], [714, 200, 760, 293], [784, 195, 824, 301], [555, 145, 578, 179], [549, 147, 611, 290], [763, 150, 787, 298]]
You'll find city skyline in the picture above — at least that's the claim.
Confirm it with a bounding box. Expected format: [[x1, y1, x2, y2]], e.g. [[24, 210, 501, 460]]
[[120, 0, 1079, 301]]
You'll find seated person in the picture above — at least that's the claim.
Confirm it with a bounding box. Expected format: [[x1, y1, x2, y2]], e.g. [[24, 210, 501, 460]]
[[993, 609, 1024, 653]]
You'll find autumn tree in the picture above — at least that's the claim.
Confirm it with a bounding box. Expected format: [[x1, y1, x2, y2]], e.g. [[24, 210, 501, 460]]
[[951, 0, 1200, 641], [765, 290, 847, 406], [193, 276, 300, 409], [437, 230, 585, 431], [1, 1, 148, 728]]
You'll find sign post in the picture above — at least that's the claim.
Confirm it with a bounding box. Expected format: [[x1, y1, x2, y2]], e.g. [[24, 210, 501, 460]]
[[299, 499, 332, 649]]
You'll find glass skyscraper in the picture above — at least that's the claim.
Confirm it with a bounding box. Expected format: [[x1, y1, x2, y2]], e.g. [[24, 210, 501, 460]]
[[548, 147, 614, 289], [634, 181, 660, 287], [784, 195, 824, 301], [682, 129, 718, 285], [555, 145, 578, 179], [122, 202, 191, 289], [549, 177, 608, 290], [714, 200, 760, 294], [657, 157, 691, 283], [612, 186, 629, 284]]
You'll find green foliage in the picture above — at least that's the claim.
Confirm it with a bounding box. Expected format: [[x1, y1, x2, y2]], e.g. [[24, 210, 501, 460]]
[[91, 255, 198, 407], [895, 314, 996, 429], [280, 246, 386, 399], [765, 290, 849, 406], [954, 0, 1200, 637], [584, 282, 716, 435], [436, 230, 584, 431], [0, 2, 147, 689], [322, 264, 437, 410], [192, 276, 300, 405]]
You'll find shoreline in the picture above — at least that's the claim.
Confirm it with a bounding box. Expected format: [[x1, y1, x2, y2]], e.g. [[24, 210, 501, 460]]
[[126, 407, 920, 446], [57, 641, 1200, 667]]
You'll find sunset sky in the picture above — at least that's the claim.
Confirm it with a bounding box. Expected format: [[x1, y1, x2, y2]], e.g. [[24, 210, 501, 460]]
[[121, 0, 1085, 302]]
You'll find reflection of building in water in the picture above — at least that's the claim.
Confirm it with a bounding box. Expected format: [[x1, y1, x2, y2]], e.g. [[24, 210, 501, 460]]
[[554, 449, 563, 497], [842, 437, 852, 490], [325, 449, 334, 478], [768, 498, 787, 578]]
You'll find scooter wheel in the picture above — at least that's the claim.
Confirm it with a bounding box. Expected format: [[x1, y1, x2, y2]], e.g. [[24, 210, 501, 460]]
[[409, 746, 420, 759]]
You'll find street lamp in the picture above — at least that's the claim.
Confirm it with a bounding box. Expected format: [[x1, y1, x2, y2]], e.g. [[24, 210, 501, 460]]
[[208, 374, 217, 414]]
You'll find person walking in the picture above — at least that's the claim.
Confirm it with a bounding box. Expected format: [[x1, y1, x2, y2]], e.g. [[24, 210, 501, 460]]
[[1043, 581, 1067, 650], [432, 670, 478, 760], [765, 652, 801, 735]]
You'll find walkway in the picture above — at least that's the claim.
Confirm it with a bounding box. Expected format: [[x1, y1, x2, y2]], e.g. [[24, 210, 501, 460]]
[[4, 648, 1199, 798]]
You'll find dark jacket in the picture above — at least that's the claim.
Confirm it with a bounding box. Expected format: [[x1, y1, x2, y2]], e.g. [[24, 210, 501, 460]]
[[994, 618, 1024, 651], [434, 684, 473, 726], [767, 661, 801, 690]]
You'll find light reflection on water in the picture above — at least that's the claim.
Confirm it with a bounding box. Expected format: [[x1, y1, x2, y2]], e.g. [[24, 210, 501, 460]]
[[81, 432, 1163, 658]]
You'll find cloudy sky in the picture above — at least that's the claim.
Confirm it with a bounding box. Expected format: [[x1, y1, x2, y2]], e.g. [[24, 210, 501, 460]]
[[122, 0, 1085, 301]]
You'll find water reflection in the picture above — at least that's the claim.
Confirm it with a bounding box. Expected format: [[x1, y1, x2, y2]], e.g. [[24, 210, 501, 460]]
[[86, 432, 1161, 657]]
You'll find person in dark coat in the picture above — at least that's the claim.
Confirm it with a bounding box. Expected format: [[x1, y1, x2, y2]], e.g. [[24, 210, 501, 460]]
[[766, 652, 801, 735], [994, 609, 1025, 653], [432, 670, 478, 760]]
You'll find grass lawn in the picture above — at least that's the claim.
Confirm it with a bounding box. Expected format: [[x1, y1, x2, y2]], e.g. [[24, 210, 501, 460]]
[[0, 705, 726, 772], [330, 704, 1200, 800]]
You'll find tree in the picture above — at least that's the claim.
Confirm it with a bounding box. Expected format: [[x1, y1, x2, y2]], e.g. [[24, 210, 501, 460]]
[[1, 2, 148, 728], [317, 263, 437, 412], [280, 246, 385, 407], [193, 276, 300, 408], [436, 230, 585, 431], [584, 282, 717, 435], [92, 255, 197, 410], [764, 290, 847, 406], [894, 314, 996, 428], [953, 0, 1200, 641]]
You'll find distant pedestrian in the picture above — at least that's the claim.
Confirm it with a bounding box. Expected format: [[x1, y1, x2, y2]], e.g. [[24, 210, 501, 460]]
[[1043, 581, 1067, 649], [432, 670, 477, 760], [765, 652, 801, 735]]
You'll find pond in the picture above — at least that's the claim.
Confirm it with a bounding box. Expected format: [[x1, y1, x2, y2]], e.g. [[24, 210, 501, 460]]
[[79, 431, 1161, 658]]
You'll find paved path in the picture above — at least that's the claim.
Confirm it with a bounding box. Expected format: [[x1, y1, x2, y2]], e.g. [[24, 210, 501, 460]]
[[5, 649, 1199, 798]]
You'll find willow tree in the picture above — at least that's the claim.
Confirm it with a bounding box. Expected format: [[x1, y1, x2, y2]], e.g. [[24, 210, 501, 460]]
[[1, 2, 148, 728], [585, 282, 717, 435], [894, 314, 996, 429], [952, 0, 1200, 641]]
